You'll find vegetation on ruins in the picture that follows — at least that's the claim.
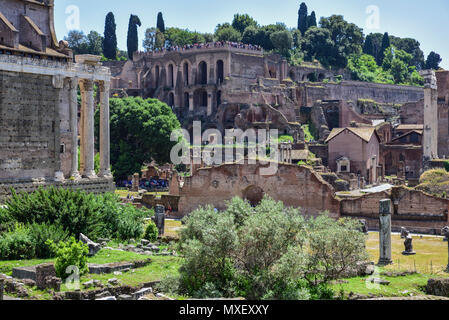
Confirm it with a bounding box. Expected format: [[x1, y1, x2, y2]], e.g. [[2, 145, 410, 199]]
[[416, 169, 449, 198], [94, 97, 180, 181], [64, 30, 104, 56], [0, 187, 151, 260], [103, 12, 118, 60], [158, 196, 367, 300]]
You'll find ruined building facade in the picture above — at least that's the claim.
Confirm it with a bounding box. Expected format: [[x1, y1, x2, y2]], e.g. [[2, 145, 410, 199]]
[[0, 0, 114, 199]]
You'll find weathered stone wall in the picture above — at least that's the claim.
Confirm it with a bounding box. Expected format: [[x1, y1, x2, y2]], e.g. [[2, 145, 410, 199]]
[[340, 187, 449, 233], [0, 70, 60, 180], [177, 162, 341, 217], [304, 81, 424, 106]]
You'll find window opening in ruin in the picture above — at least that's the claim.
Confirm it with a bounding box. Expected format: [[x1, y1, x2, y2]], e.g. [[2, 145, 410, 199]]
[[168, 64, 174, 88], [183, 62, 189, 86], [184, 92, 189, 109], [198, 61, 207, 85], [217, 91, 222, 107], [216, 60, 224, 85], [60, 144, 65, 154]]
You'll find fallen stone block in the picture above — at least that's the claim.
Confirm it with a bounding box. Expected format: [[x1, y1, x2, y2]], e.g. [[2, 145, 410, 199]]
[[426, 278, 449, 297], [133, 287, 152, 300], [117, 294, 133, 300], [12, 266, 36, 281], [96, 296, 117, 301], [80, 233, 101, 257]]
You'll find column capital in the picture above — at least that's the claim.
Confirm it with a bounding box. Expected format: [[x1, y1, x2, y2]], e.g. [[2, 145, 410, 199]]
[[79, 79, 94, 91], [99, 80, 111, 92]]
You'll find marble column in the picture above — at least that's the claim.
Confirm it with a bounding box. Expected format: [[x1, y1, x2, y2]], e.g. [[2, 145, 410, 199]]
[[378, 199, 393, 266], [79, 84, 85, 174], [69, 77, 81, 179], [79, 79, 96, 179], [99, 81, 112, 178]]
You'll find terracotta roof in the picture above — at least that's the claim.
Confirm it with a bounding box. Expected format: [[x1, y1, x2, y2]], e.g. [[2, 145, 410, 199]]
[[0, 43, 69, 58], [326, 127, 378, 143], [22, 15, 45, 36], [391, 130, 423, 142], [396, 124, 424, 131], [0, 11, 18, 32]]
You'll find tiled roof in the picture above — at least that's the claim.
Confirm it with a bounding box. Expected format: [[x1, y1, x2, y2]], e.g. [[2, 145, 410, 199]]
[[326, 127, 378, 143]]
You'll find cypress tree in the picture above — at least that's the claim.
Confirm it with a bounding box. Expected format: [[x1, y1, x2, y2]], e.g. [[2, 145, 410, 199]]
[[379, 32, 390, 65], [127, 14, 142, 61], [363, 34, 374, 57], [103, 12, 117, 60], [307, 11, 317, 29], [298, 2, 308, 35], [426, 51, 442, 70], [157, 12, 165, 33]]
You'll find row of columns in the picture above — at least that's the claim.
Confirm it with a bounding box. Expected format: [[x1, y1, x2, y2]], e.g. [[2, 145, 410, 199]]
[[68, 77, 111, 180]]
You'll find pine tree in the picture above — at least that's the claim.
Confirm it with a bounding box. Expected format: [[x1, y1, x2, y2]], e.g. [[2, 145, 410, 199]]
[[127, 14, 142, 61], [298, 2, 308, 35], [157, 12, 165, 33], [379, 32, 390, 65], [103, 12, 117, 60], [307, 11, 317, 29], [426, 51, 442, 70]]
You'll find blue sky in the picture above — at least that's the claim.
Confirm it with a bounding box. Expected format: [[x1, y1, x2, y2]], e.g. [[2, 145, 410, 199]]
[[54, 0, 448, 68]]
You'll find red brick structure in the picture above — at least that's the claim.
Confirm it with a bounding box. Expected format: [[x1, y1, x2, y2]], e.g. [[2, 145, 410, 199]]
[[326, 127, 381, 184], [176, 161, 341, 217]]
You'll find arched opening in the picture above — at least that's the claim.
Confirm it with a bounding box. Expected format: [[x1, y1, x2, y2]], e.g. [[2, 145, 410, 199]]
[[307, 73, 317, 82], [243, 185, 265, 207], [194, 89, 208, 109], [198, 61, 207, 85], [216, 60, 224, 85], [217, 91, 222, 107], [155, 65, 160, 87], [168, 64, 174, 88], [168, 92, 175, 107], [183, 62, 189, 86], [184, 92, 190, 110], [318, 73, 325, 82]]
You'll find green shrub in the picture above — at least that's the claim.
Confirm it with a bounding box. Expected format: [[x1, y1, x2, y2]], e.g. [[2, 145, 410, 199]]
[[444, 161, 449, 173], [173, 196, 367, 300], [143, 220, 159, 242], [47, 237, 89, 280], [28, 223, 70, 259], [0, 223, 35, 260], [2, 187, 147, 242]]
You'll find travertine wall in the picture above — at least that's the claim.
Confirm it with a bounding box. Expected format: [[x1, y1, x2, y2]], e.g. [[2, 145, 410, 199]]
[[0, 70, 61, 180], [177, 162, 341, 217]]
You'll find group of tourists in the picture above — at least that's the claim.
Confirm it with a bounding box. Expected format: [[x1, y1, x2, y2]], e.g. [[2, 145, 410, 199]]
[[151, 41, 263, 53]]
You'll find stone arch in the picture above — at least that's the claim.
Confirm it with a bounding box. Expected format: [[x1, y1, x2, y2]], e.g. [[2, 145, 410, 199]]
[[194, 89, 208, 108], [184, 92, 190, 110], [216, 60, 224, 85], [167, 63, 175, 88], [168, 92, 175, 107], [154, 64, 161, 87], [198, 61, 208, 85], [243, 185, 265, 207], [182, 60, 191, 86], [318, 73, 325, 82]]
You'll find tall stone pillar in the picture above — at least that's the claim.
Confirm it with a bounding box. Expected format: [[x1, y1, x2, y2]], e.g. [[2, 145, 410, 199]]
[[422, 70, 438, 168], [99, 81, 112, 178], [79, 85, 85, 174], [79, 79, 96, 179], [378, 199, 393, 266], [69, 77, 81, 179]]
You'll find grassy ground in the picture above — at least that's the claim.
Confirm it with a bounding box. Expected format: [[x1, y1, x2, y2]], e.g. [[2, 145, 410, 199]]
[[330, 232, 449, 298]]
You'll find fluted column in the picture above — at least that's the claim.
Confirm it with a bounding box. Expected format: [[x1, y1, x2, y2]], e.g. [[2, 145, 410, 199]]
[[79, 79, 96, 179], [69, 77, 81, 179], [99, 81, 112, 178]]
